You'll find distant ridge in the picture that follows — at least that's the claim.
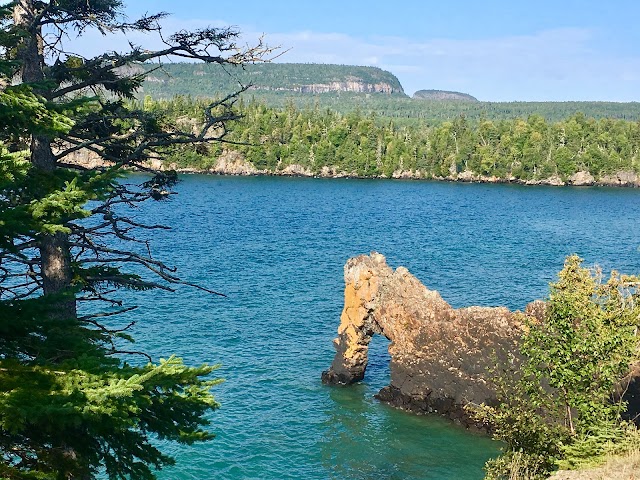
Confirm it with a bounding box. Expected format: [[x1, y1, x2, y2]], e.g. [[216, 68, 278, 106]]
[[138, 63, 640, 124], [413, 89, 478, 101], [141, 63, 406, 98]]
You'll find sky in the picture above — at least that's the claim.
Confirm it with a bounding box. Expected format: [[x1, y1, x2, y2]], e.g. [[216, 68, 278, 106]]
[[68, 1, 640, 101]]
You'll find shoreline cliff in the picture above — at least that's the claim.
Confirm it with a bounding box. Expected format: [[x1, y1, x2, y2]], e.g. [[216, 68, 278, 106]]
[[174, 159, 640, 188]]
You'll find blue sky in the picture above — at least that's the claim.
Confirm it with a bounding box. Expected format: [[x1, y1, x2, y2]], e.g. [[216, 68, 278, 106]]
[[90, 1, 640, 101]]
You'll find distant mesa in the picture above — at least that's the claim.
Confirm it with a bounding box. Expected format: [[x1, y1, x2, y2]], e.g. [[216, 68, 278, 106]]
[[412, 89, 478, 101], [141, 62, 406, 98]]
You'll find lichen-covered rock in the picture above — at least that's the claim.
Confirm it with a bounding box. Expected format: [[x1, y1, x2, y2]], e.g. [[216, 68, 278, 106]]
[[279, 163, 313, 176], [209, 151, 261, 175], [322, 252, 536, 428], [525, 175, 565, 186]]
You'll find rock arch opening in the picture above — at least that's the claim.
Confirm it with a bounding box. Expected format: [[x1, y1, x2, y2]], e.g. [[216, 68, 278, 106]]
[[365, 334, 391, 390]]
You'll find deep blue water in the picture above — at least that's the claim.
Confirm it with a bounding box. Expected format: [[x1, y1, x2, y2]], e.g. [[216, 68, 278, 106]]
[[115, 175, 640, 479]]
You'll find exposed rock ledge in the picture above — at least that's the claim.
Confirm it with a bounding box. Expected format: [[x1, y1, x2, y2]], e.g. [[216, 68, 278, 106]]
[[321, 253, 543, 429], [252, 80, 400, 95]]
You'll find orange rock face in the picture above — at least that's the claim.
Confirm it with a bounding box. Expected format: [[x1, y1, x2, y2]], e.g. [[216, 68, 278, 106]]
[[322, 252, 536, 428]]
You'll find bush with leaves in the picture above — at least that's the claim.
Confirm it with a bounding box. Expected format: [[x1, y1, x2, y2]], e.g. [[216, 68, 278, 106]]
[[469, 255, 640, 479]]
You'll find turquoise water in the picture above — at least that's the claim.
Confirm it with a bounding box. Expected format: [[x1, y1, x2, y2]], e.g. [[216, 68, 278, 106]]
[[117, 175, 640, 479]]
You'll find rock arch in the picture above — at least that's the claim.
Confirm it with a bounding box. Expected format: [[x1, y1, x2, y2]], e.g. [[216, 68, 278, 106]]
[[322, 253, 533, 427]]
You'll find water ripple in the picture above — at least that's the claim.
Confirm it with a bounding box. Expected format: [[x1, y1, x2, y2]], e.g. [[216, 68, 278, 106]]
[[116, 175, 640, 479]]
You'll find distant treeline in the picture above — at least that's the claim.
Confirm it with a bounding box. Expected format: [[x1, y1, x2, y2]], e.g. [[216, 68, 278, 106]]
[[144, 96, 640, 181], [237, 93, 640, 125]]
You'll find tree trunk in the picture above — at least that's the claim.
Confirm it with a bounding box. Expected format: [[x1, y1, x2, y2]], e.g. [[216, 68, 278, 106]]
[[39, 231, 77, 319], [14, 0, 76, 318], [13, 1, 44, 84]]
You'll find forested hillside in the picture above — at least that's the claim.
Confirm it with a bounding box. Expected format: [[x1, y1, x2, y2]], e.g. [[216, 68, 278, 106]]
[[141, 62, 405, 98], [237, 95, 640, 125], [145, 97, 640, 183], [413, 89, 478, 101], [140, 63, 640, 124]]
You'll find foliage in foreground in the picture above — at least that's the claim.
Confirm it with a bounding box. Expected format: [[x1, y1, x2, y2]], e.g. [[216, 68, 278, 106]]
[[469, 256, 640, 479], [0, 150, 221, 480], [0, 1, 271, 478]]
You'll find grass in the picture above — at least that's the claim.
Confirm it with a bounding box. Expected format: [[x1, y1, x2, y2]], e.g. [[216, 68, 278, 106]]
[[548, 449, 640, 480]]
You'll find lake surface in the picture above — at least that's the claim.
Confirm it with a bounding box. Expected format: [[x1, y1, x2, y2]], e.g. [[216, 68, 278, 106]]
[[117, 175, 640, 479]]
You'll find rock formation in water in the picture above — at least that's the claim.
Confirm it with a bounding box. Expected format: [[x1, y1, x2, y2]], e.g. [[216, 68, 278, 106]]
[[321, 252, 542, 428]]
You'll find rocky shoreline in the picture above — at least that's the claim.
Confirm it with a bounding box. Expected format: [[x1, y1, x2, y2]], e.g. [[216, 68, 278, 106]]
[[63, 149, 640, 188], [374, 385, 490, 431], [180, 157, 640, 187]]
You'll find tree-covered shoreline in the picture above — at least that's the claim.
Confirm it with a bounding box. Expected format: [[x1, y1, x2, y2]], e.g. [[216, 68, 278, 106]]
[[139, 97, 640, 186]]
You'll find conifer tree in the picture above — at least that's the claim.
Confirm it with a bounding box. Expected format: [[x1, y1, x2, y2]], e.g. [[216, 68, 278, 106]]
[[0, 1, 273, 478]]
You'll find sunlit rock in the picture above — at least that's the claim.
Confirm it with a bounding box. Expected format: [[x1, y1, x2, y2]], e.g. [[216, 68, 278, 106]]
[[322, 252, 538, 428]]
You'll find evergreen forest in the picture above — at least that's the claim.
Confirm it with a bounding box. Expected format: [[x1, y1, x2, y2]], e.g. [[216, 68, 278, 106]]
[[146, 96, 640, 183]]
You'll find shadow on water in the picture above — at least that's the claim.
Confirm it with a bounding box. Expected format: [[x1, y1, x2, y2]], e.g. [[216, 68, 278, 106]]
[[319, 384, 499, 480]]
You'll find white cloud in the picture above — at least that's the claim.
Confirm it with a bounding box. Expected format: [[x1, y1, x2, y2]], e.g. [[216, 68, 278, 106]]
[[52, 18, 640, 101], [284, 28, 640, 101]]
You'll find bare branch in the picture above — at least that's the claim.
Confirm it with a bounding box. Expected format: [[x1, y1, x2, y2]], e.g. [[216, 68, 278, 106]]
[[79, 309, 137, 328], [106, 349, 152, 362]]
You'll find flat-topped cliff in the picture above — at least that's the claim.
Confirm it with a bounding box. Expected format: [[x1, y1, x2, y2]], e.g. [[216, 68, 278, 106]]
[[413, 89, 478, 101], [140, 63, 406, 98]]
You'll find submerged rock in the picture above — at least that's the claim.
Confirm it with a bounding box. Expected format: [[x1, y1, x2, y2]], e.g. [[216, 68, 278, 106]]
[[322, 253, 539, 428]]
